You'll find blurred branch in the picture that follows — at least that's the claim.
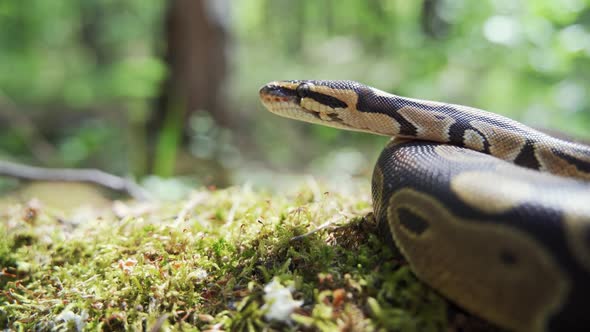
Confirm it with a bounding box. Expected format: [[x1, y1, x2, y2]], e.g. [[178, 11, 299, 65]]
[[0, 160, 151, 201], [0, 92, 58, 164]]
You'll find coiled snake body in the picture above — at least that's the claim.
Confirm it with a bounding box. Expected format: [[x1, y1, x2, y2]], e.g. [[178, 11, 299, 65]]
[[259, 80, 590, 332]]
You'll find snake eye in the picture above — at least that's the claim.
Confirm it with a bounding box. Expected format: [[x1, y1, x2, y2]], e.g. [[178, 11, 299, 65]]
[[296, 83, 311, 98]]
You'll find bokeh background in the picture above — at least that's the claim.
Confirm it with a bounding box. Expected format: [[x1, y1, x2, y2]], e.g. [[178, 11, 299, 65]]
[[1, 0, 589, 196]]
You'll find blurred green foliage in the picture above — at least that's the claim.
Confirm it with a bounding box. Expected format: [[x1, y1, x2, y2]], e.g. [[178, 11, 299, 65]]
[[0, 0, 166, 179], [1, 0, 589, 182], [0, 0, 166, 105]]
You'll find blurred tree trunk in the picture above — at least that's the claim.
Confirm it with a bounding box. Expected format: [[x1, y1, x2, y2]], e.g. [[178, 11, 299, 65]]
[[422, 0, 450, 39], [149, 0, 229, 176]]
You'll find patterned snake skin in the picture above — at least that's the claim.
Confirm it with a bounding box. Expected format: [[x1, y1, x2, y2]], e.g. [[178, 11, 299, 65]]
[[259, 80, 590, 332]]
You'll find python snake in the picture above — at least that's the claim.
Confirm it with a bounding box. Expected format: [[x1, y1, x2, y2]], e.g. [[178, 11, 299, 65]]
[[259, 80, 590, 332]]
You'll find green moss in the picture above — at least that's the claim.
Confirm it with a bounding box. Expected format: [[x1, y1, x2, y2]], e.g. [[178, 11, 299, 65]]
[[0, 185, 457, 331]]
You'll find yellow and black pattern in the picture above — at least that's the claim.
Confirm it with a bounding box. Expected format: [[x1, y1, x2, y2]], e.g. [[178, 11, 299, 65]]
[[259, 80, 590, 332]]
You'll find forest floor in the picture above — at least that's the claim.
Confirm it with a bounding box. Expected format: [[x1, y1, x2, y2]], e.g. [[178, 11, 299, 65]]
[[0, 182, 499, 331]]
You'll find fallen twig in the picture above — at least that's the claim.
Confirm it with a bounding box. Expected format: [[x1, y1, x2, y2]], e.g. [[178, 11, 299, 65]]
[[0, 160, 151, 201]]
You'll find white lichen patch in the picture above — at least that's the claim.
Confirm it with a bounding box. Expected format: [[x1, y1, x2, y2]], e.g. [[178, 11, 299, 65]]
[[55, 310, 88, 332], [261, 278, 303, 322]]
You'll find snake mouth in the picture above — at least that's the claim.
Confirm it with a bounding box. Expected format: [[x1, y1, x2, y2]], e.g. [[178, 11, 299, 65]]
[[259, 83, 300, 104], [259, 83, 320, 118]]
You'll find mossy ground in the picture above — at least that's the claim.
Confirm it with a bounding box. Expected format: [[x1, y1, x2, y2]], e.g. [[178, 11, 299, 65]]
[[0, 182, 495, 331]]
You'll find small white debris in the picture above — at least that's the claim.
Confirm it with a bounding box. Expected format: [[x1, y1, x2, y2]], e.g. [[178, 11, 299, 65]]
[[188, 268, 208, 281], [261, 278, 303, 322], [55, 310, 88, 331]]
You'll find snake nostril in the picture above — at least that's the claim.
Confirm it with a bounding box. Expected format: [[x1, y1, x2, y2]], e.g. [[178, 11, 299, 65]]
[[259, 84, 284, 99], [259, 85, 272, 96]]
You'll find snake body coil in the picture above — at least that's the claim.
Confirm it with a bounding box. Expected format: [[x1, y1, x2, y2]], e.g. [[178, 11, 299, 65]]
[[259, 80, 590, 332]]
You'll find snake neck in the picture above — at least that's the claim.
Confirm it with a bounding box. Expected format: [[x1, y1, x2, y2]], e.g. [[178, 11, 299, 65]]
[[361, 91, 590, 180]]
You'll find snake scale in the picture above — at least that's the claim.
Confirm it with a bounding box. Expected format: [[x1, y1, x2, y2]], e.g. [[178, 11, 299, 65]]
[[259, 80, 590, 332]]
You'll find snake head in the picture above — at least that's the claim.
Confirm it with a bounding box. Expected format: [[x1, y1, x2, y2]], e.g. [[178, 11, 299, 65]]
[[259, 80, 388, 134]]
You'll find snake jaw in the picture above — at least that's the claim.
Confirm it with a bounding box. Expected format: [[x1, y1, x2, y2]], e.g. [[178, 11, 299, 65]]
[[259, 80, 360, 131], [259, 81, 318, 119], [260, 82, 324, 119]]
